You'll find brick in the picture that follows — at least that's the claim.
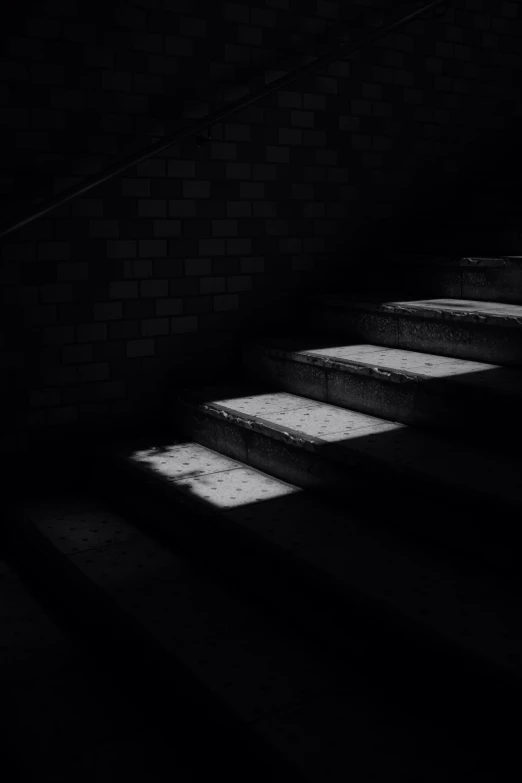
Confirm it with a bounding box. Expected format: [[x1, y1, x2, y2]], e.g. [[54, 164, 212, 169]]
[[134, 74, 163, 94], [253, 164, 277, 180], [169, 200, 197, 217], [291, 110, 314, 127], [200, 277, 226, 294], [212, 220, 237, 237], [227, 239, 252, 256], [227, 201, 251, 218], [153, 220, 182, 237], [57, 262, 88, 281], [184, 296, 213, 315], [77, 323, 107, 343], [278, 91, 301, 109], [226, 162, 252, 180], [253, 199, 276, 215], [339, 115, 360, 131], [156, 298, 183, 316], [186, 258, 212, 276], [183, 180, 210, 198], [180, 17, 206, 36], [127, 339, 155, 358], [278, 128, 302, 145], [78, 363, 110, 383], [240, 257, 264, 273], [279, 238, 302, 254], [303, 131, 326, 146], [124, 260, 153, 278], [138, 200, 167, 218], [251, 8, 276, 27], [62, 344, 92, 364], [142, 318, 170, 337], [223, 2, 249, 22], [136, 159, 166, 177], [237, 25, 263, 45], [199, 239, 226, 256], [141, 280, 169, 298], [139, 240, 167, 258], [214, 294, 239, 311], [72, 199, 103, 217], [149, 55, 178, 76], [122, 178, 151, 197], [109, 281, 139, 299], [170, 316, 198, 333], [102, 71, 131, 91], [266, 146, 289, 163], [38, 242, 70, 261], [165, 36, 193, 56], [89, 220, 119, 238], [107, 240, 136, 259], [43, 325, 75, 345], [240, 182, 264, 199], [228, 276, 253, 292], [109, 321, 140, 340], [29, 389, 61, 408], [292, 184, 314, 199], [93, 302, 122, 321], [94, 381, 126, 400], [41, 284, 73, 304], [224, 124, 250, 142], [210, 142, 237, 160]]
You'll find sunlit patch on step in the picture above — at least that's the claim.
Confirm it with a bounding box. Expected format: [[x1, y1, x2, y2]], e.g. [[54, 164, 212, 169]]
[[321, 420, 407, 444], [209, 391, 317, 416], [128, 441, 244, 481], [259, 400, 393, 439], [175, 467, 301, 510]]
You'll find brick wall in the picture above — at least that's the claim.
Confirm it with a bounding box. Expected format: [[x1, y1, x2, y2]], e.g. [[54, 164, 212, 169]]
[[1, 0, 520, 451]]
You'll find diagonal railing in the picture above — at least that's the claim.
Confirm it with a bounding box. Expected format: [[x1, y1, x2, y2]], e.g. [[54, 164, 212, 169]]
[[0, 0, 449, 240]]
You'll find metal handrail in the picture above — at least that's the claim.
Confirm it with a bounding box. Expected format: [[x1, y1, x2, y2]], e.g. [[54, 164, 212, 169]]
[[0, 0, 448, 239]]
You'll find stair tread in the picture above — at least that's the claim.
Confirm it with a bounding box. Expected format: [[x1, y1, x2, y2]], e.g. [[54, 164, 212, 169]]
[[319, 296, 522, 324], [248, 337, 522, 393], [109, 437, 522, 683], [175, 384, 522, 509], [15, 492, 461, 781]]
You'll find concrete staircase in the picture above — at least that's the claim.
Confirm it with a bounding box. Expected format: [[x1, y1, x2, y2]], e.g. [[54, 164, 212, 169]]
[[6, 256, 522, 780]]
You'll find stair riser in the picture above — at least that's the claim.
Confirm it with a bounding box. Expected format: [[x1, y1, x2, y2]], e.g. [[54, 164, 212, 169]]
[[310, 308, 522, 366], [242, 350, 522, 450], [172, 401, 519, 574], [381, 266, 522, 304], [91, 452, 521, 718]]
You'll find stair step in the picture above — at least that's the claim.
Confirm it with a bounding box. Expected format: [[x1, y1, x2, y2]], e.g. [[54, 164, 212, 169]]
[[95, 436, 522, 694], [5, 492, 478, 782], [365, 257, 522, 304], [310, 296, 522, 365], [171, 385, 522, 572], [242, 337, 522, 448]]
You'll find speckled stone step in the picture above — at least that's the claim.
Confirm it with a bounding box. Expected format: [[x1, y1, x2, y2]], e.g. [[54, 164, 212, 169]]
[[94, 437, 522, 700], [170, 385, 522, 572], [242, 337, 522, 447], [363, 257, 522, 304], [310, 296, 522, 365], [4, 495, 473, 783]]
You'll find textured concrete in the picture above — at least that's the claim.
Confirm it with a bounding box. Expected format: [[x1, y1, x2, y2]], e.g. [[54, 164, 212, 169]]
[[242, 339, 522, 442], [313, 296, 522, 365], [8, 495, 474, 782], [171, 387, 522, 571]]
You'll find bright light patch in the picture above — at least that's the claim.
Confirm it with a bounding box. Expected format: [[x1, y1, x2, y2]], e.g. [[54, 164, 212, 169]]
[[211, 392, 316, 416], [175, 467, 301, 510], [129, 441, 244, 481]]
